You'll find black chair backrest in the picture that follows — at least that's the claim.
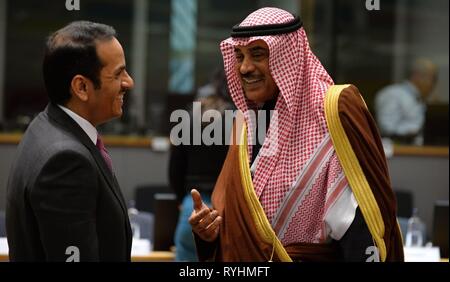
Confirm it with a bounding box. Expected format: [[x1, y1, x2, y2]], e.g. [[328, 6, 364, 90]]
[[394, 190, 413, 218], [135, 185, 171, 214], [0, 210, 5, 237], [152, 193, 179, 251], [432, 200, 449, 258]]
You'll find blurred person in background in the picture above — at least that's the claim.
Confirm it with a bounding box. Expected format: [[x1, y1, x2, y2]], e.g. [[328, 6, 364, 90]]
[[169, 68, 233, 261], [375, 58, 438, 145]]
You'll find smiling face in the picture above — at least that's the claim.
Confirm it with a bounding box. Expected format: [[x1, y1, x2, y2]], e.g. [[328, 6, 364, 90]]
[[234, 40, 279, 104], [89, 37, 134, 125]]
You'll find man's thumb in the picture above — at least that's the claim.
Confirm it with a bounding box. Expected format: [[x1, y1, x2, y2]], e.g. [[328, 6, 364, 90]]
[[191, 189, 203, 211]]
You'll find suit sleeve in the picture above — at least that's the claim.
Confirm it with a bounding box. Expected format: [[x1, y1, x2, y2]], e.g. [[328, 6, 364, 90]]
[[29, 150, 99, 261]]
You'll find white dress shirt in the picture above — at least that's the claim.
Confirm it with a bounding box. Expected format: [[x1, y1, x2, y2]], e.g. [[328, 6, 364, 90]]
[[58, 105, 98, 145]]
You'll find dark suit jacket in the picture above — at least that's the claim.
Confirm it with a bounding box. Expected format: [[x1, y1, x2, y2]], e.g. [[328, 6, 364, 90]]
[[6, 103, 132, 261]]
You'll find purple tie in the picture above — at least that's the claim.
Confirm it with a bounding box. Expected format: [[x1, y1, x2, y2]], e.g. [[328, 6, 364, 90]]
[[96, 135, 113, 172]]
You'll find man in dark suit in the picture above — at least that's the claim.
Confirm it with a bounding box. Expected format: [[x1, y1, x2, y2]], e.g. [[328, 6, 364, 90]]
[[6, 21, 134, 261]]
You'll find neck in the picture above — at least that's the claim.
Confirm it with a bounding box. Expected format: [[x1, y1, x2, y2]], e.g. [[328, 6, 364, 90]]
[[64, 100, 98, 127], [262, 96, 277, 111], [409, 78, 429, 100]]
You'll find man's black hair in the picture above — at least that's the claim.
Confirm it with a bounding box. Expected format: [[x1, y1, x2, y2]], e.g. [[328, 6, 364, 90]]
[[42, 21, 116, 105]]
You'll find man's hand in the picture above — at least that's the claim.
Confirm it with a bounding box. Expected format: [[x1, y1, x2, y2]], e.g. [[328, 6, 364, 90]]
[[188, 189, 222, 242]]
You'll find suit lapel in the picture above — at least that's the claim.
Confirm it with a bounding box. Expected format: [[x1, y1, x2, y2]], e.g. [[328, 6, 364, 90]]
[[46, 103, 129, 216]]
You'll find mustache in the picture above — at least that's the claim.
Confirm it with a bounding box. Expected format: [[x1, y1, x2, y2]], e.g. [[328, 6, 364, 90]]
[[241, 74, 263, 80]]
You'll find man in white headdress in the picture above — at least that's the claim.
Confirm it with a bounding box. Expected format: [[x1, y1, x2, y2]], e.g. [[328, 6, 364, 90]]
[[189, 7, 404, 262]]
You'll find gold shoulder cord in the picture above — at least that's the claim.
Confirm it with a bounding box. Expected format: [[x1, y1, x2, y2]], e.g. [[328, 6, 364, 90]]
[[324, 84, 387, 262], [238, 123, 292, 262]]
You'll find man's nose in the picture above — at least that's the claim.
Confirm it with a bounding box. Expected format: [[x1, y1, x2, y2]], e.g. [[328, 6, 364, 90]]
[[122, 71, 134, 90], [239, 57, 255, 74]]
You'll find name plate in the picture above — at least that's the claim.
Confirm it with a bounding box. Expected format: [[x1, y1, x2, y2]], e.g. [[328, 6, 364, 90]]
[[131, 238, 152, 256], [404, 246, 441, 262], [0, 237, 8, 254]]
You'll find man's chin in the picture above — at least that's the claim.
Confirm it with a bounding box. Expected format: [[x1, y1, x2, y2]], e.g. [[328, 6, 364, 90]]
[[244, 92, 265, 104], [106, 111, 123, 122]]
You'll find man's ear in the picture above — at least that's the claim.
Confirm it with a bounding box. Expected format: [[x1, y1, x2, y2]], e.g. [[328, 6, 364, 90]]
[[70, 75, 90, 102]]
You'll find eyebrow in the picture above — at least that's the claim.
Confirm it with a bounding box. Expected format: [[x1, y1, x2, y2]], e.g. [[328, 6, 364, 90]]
[[114, 65, 126, 74], [234, 46, 267, 53], [249, 46, 267, 52]]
